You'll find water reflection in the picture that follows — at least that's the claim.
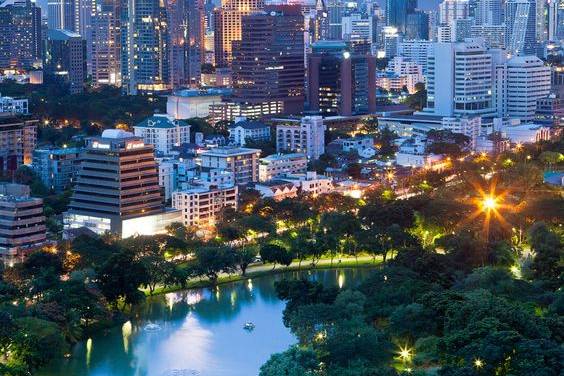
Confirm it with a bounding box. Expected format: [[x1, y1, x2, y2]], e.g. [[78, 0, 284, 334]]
[[38, 268, 375, 376]]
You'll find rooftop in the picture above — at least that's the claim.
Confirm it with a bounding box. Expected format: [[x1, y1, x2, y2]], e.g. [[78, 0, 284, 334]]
[[136, 114, 190, 129], [201, 146, 261, 157], [229, 120, 269, 130], [47, 29, 82, 40], [171, 88, 232, 97], [261, 153, 306, 162]]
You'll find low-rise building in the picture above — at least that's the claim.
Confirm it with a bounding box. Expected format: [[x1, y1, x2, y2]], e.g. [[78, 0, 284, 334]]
[[253, 180, 298, 201], [200, 146, 261, 184], [0, 113, 37, 175], [166, 88, 229, 119], [280, 171, 333, 196], [0, 184, 47, 263], [228, 117, 271, 146], [32, 147, 81, 192], [172, 184, 238, 229], [395, 137, 444, 169], [259, 153, 307, 182], [134, 114, 191, 156], [0, 95, 29, 114], [275, 116, 325, 160], [342, 136, 376, 158]]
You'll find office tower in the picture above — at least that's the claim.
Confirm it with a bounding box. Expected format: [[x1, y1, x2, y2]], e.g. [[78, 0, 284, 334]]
[[385, 0, 416, 33], [0, 113, 37, 175], [383, 26, 401, 58], [133, 113, 191, 155], [48, 0, 75, 30], [166, 0, 204, 88], [327, 0, 345, 39], [213, 0, 264, 67], [45, 29, 86, 94], [0, 183, 47, 263], [535, 93, 563, 127], [64, 129, 179, 237], [547, 0, 560, 40], [490, 48, 507, 118], [452, 17, 475, 41], [536, 0, 547, 41], [439, 0, 470, 25], [475, 0, 503, 25], [506, 56, 551, 121], [425, 40, 493, 117], [427, 9, 439, 40], [231, 5, 305, 116], [307, 41, 376, 116], [0, 0, 42, 70], [91, 0, 121, 86], [437, 25, 453, 42], [471, 24, 506, 48], [121, 0, 170, 95], [32, 147, 81, 192], [275, 116, 326, 160], [397, 39, 433, 74], [406, 11, 430, 40], [505, 0, 537, 55], [342, 13, 373, 43], [199, 146, 261, 184]]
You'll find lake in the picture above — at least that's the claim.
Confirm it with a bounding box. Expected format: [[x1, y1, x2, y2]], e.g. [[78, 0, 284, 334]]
[[38, 268, 375, 376]]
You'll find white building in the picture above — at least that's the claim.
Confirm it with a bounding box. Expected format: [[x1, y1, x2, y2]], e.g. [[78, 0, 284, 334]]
[[441, 116, 481, 148], [425, 40, 494, 118], [506, 56, 551, 121], [280, 171, 334, 196], [253, 180, 298, 201], [0, 95, 29, 114], [437, 25, 453, 42], [471, 24, 506, 48], [379, 57, 424, 93], [172, 184, 238, 229], [228, 117, 271, 146], [259, 153, 307, 182], [341, 13, 372, 43], [342, 136, 377, 158], [157, 157, 197, 201], [134, 114, 191, 155], [200, 146, 261, 184], [166, 89, 227, 119], [439, 0, 470, 25], [395, 137, 444, 168], [276, 116, 326, 161], [397, 40, 433, 74]]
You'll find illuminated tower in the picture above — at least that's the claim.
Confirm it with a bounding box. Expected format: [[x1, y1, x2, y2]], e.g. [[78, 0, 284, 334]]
[[505, 0, 537, 55], [121, 0, 170, 94], [92, 0, 121, 86], [213, 0, 264, 67]]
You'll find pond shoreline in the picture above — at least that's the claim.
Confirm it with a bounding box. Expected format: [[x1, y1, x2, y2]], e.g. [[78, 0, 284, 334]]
[[146, 255, 383, 296]]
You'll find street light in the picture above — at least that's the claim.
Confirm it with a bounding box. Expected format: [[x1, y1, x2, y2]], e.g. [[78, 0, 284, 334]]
[[481, 196, 498, 212], [474, 358, 484, 369]]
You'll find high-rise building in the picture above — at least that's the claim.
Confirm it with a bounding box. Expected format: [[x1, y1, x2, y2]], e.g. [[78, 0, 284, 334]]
[[536, 0, 547, 42], [406, 11, 430, 40], [213, 0, 264, 67], [44, 29, 86, 94], [0, 113, 37, 175], [547, 0, 560, 40], [475, 0, 503, 25], [439, 0, 470, 25], [32, 147, 81, 192], [64, 129, 180, 237], [425, 40, 494, 117], [91, 0, 121, 86], [231, 5, 305, 116], [121, 0, 170, 94], [327, 0, 345, 39], [275, 116, 326, 161], [342, 13, 373, 43], [506, 55, 551, 121], [397, 39, 433, 74], [452, 17, 475, 41], [385, 0, 416, 33], [0, 0, 42, 70], [0, 183, 47, 263], [48, 0, 75, 31], [471, 24, 506, 48], [505, 0, 537, 55], [307, 41, 376, 116]]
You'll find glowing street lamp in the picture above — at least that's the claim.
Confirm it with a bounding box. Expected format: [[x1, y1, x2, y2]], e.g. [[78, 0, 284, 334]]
[[397, 345, 413, 363], [474, 358, 484, 369], [481, 196, 498, 212]]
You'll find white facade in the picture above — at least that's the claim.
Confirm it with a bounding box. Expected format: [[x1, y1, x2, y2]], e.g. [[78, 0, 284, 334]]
[[506, 56, 551, 121], [441, 116, 482, 148], [280, 172, 334, 196], [425, 40, 494, 118], [200, 146, 261, 184], [228, 118, 271, 146], [342, 137, 377, 158], [166, 90, 224, 119], [172, 185, 238, 228], [259, 153, 307, 182], [342, 13, 372, 43], [439, 0, 470, 24], [134, 114, 191, 155], [157, 157, 197, 201], [0, 96, 28, 114], [276, 116, 326, 161], [397, 40, 433, 74]]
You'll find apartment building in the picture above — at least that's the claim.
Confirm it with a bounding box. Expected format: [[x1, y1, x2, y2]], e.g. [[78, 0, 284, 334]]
[[0, 114, 37, 175], [259, 153, 307, 182], [172, 184, 238, 228], [200, 146, 261, 184]]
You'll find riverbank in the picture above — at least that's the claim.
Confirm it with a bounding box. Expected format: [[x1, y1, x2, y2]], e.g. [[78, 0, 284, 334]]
[[145, 255, 383, 296]]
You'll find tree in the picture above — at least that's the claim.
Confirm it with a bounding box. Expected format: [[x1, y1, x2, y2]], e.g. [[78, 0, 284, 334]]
[[260, 243, 293, 270], [236, 245, 258, 275], [528, 223, 562, 287], [97, 250, 149, 308], [260, 346, 319, 376], [192, 246, 237, 284], [539, 151, 562, 171]]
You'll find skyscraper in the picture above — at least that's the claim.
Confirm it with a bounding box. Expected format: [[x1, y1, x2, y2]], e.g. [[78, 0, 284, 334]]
[[121, 0, 170, 94], [406, 11, 430, 40], [213, 0, 264, 67], [44, 29, 87, 94], [0, 0, 42, 70], [91, 0, 121, 86], [439, 0, 469, 25], [505, 0, 537, 55], [232, 5, 305, 115], [48, 0, 75, 30], [475, 0, 503, 25], [385, 0, 416, 33]]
